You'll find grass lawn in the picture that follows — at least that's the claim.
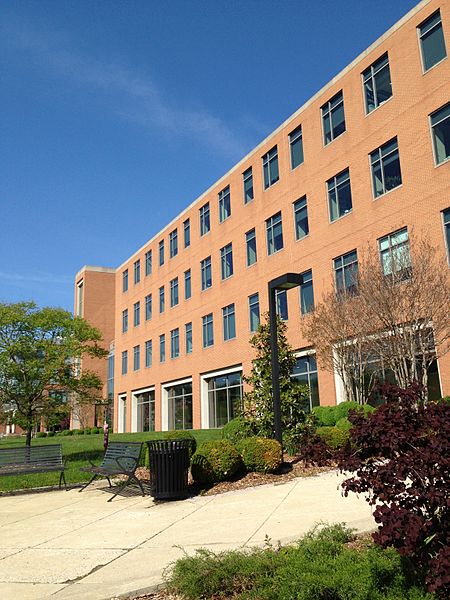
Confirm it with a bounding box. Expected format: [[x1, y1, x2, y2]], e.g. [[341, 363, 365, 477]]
[[0, 429, 222, 492]]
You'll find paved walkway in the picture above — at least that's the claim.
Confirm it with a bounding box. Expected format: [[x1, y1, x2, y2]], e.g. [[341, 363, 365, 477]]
[[0, 472, 375, 600]]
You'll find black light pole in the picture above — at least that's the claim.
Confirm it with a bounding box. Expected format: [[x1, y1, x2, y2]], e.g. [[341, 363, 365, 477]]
[[268, 273, 303, 447]]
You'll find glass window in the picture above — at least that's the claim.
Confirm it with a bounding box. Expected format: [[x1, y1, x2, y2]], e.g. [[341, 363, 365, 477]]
[[159, 285, 165, 313], [322, 91, 346, 145], [201, 256, 212, 290], [289, 125, 304, 169], [275, 289, 288, 320], [248, 293, 260, 332], [122, 308, 128, 333], [122, 269, 128, 293], [443, 208, 450, 262], [243, 167, 254, 203], [202, 313, 214, 347], [76, 280, 83, 317], [170, 277, 179, 307], [327, 168, 352, 221], [208, 372, 243, 427], [133, 345, 140, 371], [145, 293, 152, 321], [200, 202, 210, 236], [169, 229, 178, 258], [291, 355, 320, 411], [300, 270, 314, 315], [121, 350, 128, 375], [134, 259, 140, 284], [136, 390, 155, 432], [219, 185, 231, 222], [293, 196, 309, 239], [159, 334, 165, 363], [370, 137, 402, 197], [262, 146, 279, 189], [334, 250, 359, 295], [168, 382, 192, 430], [431, 102, 450, 165], [145, 340, 152, 368], [266, 212, 284, 255], [133, 301, 140, 327], [246, 228, 257, 266], [220, 243, 233, 279], [145, 250, 152, 276], [362, 53, 392, 113], [159, 240, 164, 266], [183, 218, 191, 248], [170, 328, 180, 359], [184, 269, 192, 299], [222, 303, 236, 341], [418, 10, 447, 72], [379, 228, 411, 278], [185, 322, 193, 354]]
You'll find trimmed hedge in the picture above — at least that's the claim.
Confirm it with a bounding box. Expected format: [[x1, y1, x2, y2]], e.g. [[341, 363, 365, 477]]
[[191, 440, 242, 484], [36, 432, 47, 438], [222, 417, 255, 445], [316, 426, 349, 450], [164, 430, 197, 457], [313, 402, 375, 427], [237, 437, 282, 474]]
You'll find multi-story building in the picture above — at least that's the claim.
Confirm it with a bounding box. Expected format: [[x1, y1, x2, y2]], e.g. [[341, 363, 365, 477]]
[[74, 0, 450, 433]]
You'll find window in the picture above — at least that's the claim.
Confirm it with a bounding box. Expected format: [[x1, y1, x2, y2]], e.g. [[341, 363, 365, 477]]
[[266, 212, 284, 255], [292, 355, 320, 411], [222, 303, 236, 341], [202, 313, 214, 347], [169, 229, 178, 258], [208, 371, 242, 427], [220, 243, 233, 280], [133, 301, 140, 327], [245, 228, 257, 266], [322, 91, 346, 144], [185, 322, 193, 354], [430, 103, 450, 165], [289, 125, 304, 169], [134, 259, 140, 284], [170, 277, 179, 307], [248, 293, 260, 332], [243, 167, 254, 203], [159, 334, 166, 363], [122, 308, 128, 333], [300, 270, 314, 315], [200, 202, 210, 236], [145, 293, 152, 321], [183, 218, 190, 248], [218, 185, 231, 222], [334, 250, 359, 295], [159, 240, 164, 266], [418, 10, 447, 72], [145, 339, 152, 368], [201, 256, 212, 290], [159, 285, 165, 313], [370, 138, 402, 197], [184, 269, 192, 299], [262, 146, 279, 189], [76, 280, 83, 317], [276, 289, 288, 320], [379, 228, 411, 278], [293, 196, 309, 239], [122, 269, 128, 292], [136, 390, 155, 432], [170, 328, 180, 359], [168, 383, 192, 430], [145, 250, 152, 276], [327, 168, 352, 221], [362, 53, 392, 113], [443, 208, 450, 262], [133, 345, 140, 371], [121, 350, 128, 375]]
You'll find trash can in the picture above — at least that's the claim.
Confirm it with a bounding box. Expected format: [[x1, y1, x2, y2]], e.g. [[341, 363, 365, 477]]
[[147, 439, 191, 500]]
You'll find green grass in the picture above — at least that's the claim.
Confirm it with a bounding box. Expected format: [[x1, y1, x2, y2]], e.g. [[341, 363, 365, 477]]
[[0, 429, 222, 492]]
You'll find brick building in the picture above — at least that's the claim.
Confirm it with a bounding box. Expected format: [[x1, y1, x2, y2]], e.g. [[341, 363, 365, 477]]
[[74, 0, 450, 433]]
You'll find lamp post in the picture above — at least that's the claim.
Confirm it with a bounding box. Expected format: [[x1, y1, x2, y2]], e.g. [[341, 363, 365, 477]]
[[268, 273, 303, 447]]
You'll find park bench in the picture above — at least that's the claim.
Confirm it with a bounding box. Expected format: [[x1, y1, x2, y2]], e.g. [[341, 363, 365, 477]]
[[0, 444, 67, 489], [79, 441, 144, 501]]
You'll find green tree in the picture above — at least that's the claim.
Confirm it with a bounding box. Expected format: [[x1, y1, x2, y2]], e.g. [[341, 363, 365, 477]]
[[0, 302, 108, 445]]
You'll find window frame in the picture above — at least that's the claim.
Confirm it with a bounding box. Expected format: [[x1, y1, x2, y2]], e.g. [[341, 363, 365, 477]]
[[266, 211, 284, 256], [200, 256, 212, 291], [202, 313, 214, 348], [262, 146, 280, 190], [159, 285, 165, 313], [170, 328, 180, 359], [145, 339, 152, 368], [417, 10, 447, 73], [199, 202, 211, 236], [159, 240, 165, 266], [134, 259, 140, 285], [289, 125, 304, 170], [183, 218, 191, 248], [169, 228, 178, 259], [122, 269, 129, 293], [185, 322, 193, 354], [327, 168, 353, 222], [145, 293, 152, 321], [334, 249, 359, 296], [293, 196, 309, 240], [145, 250, 152, 276], [243, 167, 254, 204], [248, 293, 260, 332], [184, 269, 192, 300], [222, 303, 236, 341], [430, 102, 450, 167], [133, 301, 140, 327], [378, 227, 411, 278], [159, 334, 166, 363], [122, 308, 128, 333], [133, 345, 140, 371], [362, 53, 393, 114], [246, 228, 257, 267], [218, 185, 231, 223], [299, 269, 314, 315], [321, 90, 346, 146], [220, 243, 233, 280], [369, 137, 402, 198], [170, 277, 179, 308]]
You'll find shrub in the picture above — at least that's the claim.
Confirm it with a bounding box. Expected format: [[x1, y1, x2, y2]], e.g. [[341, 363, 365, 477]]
[[339, 382, 450, 597], [297, 433, 334, 466], [90, 427, 100, 434], [316, 426, 349, 450], [164, 430, 197, 458], [84, 428, 91, 435], [312, 405, 336, 426], [222, 417, 255, 445], [73, 429, 84, 435], [36, 431, 47, 438], [60, 429, 72, 436], [335, 417, 352, 432], [191, 440, 242, 484], [46, 431, 55, 437], [313, 402, 375, 427], [237, 437, 282, 473]]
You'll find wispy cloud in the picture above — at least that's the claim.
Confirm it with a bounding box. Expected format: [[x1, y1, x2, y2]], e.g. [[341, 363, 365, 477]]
[[0, 271, 71, 286]]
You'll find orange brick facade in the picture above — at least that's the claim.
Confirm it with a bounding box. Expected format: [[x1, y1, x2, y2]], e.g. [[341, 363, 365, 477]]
[[74, 0, 450, 433]]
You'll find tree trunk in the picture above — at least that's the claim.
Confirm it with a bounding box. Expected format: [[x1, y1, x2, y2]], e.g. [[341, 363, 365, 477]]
[[25, 426, 32, 447]]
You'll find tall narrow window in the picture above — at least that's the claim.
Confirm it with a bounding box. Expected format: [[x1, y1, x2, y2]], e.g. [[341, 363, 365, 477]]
[[133, 345, 140, 371], [202, 313, 214, 347], [134, 259, 140, 284], [207, 372, 242, 428], [218, 185, 231, 222], [379, 228, 411, 278], [362, 53, 392, 113], [262, 146, 279, 189], [159, 285, 165, 313], [145, 250, 152, 276], [199, 202, 210, 236], [443, 208, 450, 263], [122, 269, 128, 293], [220, 243, 233, 280], [289, 125, 304, 169], [243, 167, 254, 203], [370, 138, 402, 197], [322, 91, 346, 145], [266, 212, 284, 255], [300, 270, 314, 315], [276, 289, 288, 320], [246, 228, 257, 266], [170, 277, 179, 307], [169, 229, 178, 258], [334, 250, 359, 295], [222, 304, 236, 341], [167, 383, 193, 430], [418, 10, 447, 72], [122, 308, 128, 333], [121, 350, 128, 375], [292, 355, 320, 411], [76, 280, 83, 317], [133, 301, 140, 327], [248, 293, 260, 332], [201, 256, 212, 290], [159, 334, 166, 363], [145, 340, 152, 368], [159, 240, 165, 266], [184, 269, 192, 299], [183, 218, 191, 248], [170, 328, 180, 359], [327, 168, 352, 221], [430, 103, 450, 165], [293, 196, 309, 239], [145, 294, 152, 321], [185, 322, 193, 354]]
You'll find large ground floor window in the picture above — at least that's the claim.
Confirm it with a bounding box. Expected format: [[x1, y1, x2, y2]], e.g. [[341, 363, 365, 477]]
[[167, 382, 193, 430], [207, 371, 243, 428], [136, 389, 155, 432], [291, 354, 320, 411]]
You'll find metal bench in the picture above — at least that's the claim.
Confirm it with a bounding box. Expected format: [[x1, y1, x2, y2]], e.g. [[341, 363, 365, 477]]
[[0, 444, 67, 489], [79, 441, 144, 501]]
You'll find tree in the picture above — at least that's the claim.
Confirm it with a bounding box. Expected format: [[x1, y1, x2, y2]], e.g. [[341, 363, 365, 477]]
[[0, 302, 108, 445]]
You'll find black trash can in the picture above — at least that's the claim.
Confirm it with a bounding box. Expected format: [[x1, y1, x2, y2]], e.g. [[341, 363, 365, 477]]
[[147, 439, 191, 500]]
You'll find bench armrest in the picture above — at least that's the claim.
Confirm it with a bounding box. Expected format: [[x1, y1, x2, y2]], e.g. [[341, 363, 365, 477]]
[[115, 455, 139, 474]]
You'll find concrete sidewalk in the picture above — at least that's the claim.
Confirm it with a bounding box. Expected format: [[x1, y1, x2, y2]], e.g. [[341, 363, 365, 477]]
[[0, 471, 375, 600]]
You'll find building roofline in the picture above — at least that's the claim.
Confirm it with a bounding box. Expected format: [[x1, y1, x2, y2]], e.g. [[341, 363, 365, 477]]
[[75, 265, 116, 281]]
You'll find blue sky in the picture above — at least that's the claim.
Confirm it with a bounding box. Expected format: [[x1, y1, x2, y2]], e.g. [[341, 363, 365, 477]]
[[0, 0, 418, 311]]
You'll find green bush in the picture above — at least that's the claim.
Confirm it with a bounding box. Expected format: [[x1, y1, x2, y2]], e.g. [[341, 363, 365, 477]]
[[237, 437, 282, 473], [335, 417, 352, 432], [313, 402, 375, 427], [222, 417, 255, 445], [36, 432, 47, 438], [73, 429, 84, 435], [312, 405, 336, 426], [90, 427, 100, 434], [46, 431, 56, 437], [164, 430, 197, 457], [60, 430, 72, 436], [191, 440, 242, 484], [316, 426, 349, 450], [84, 428, 91, 435]]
